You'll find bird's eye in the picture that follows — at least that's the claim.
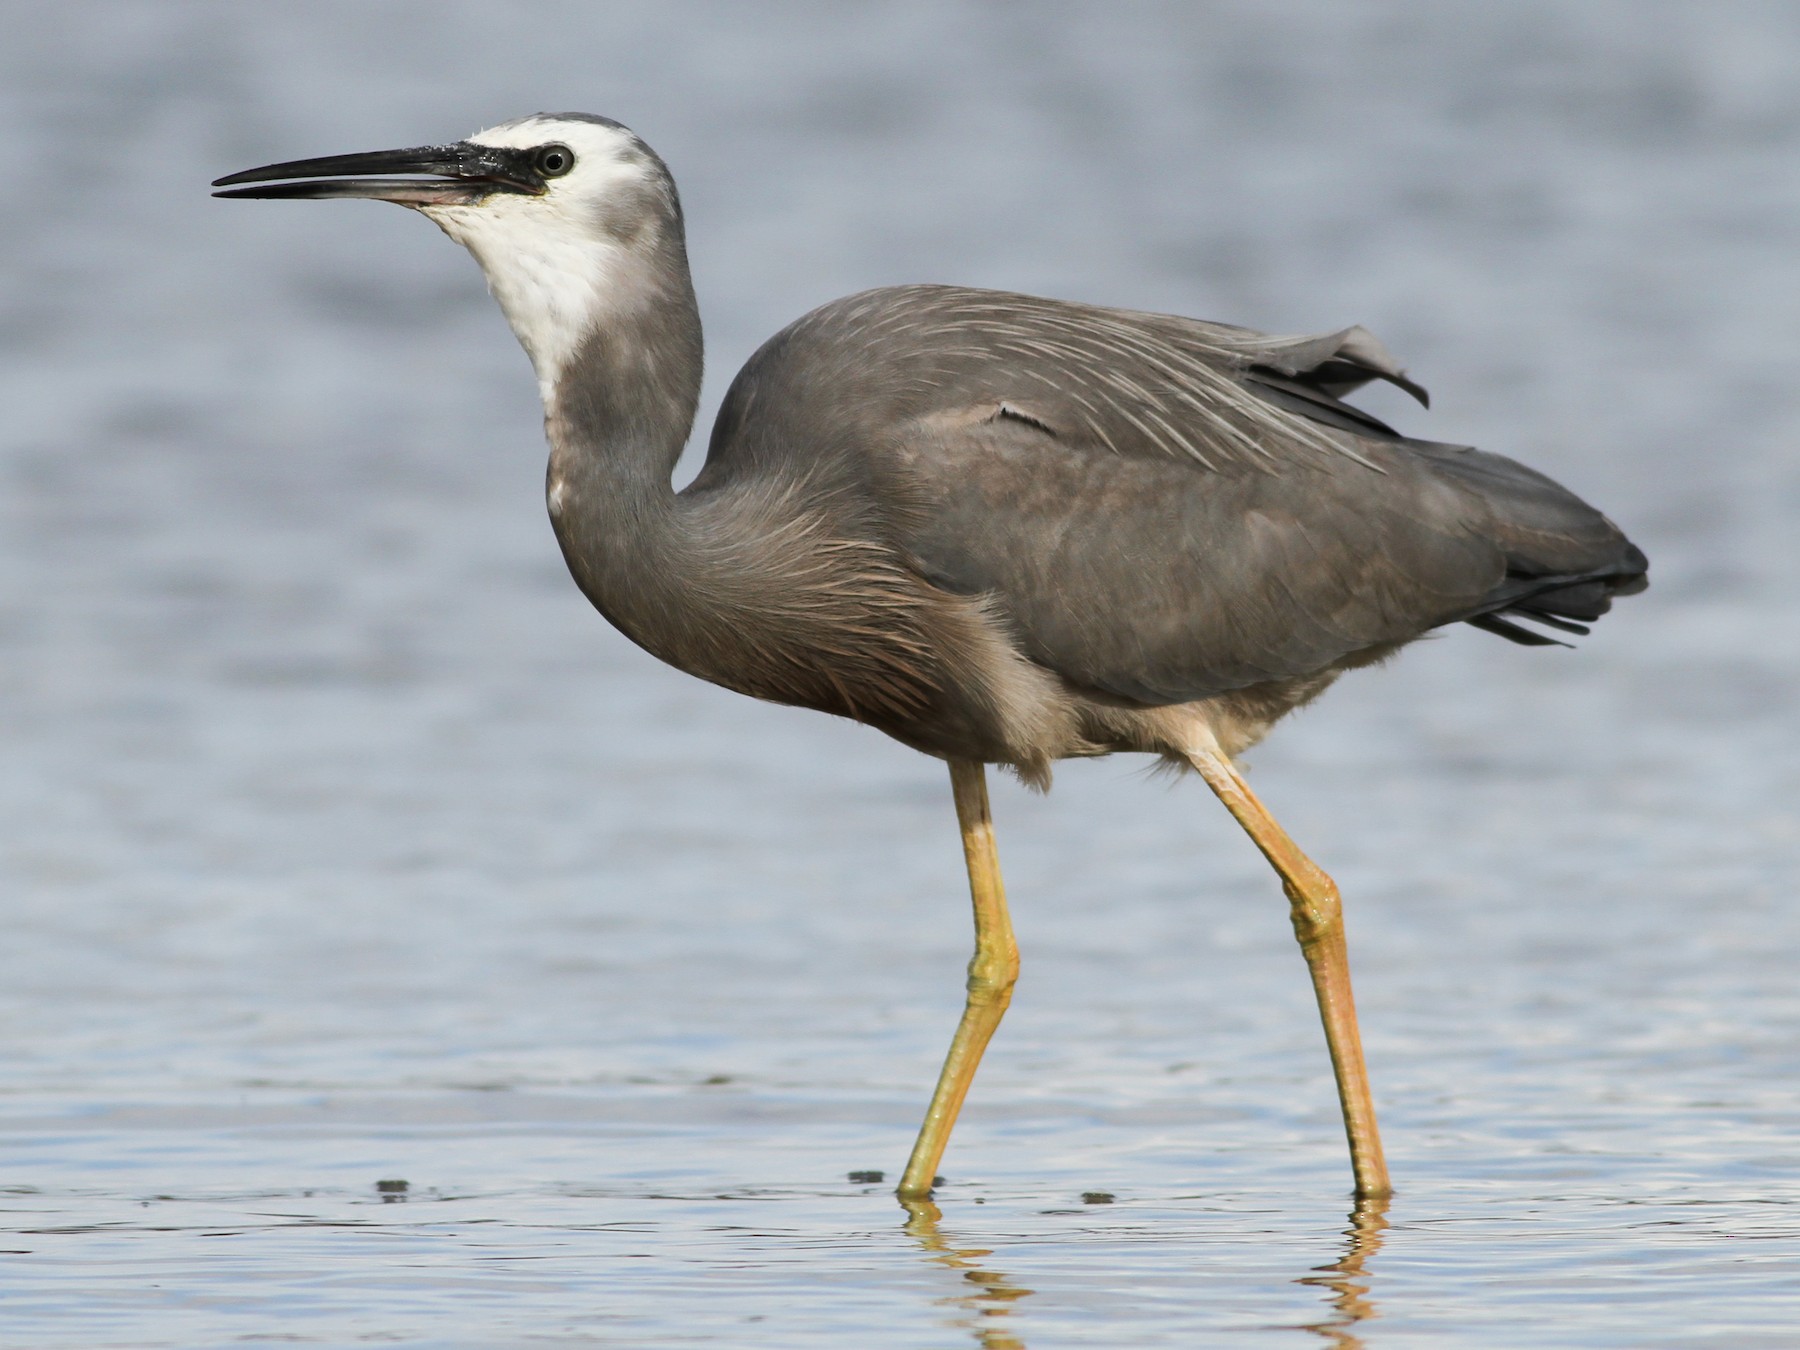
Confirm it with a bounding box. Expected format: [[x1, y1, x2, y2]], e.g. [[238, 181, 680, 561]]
[[533, 144, 576, 178]]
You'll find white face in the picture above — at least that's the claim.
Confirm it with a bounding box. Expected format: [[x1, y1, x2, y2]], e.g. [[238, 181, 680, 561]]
[[418, 115, 672, 401]]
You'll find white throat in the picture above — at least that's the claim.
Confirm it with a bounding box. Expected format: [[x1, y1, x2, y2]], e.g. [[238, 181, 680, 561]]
[[417, 117, 665, 407], [423, 201, 630, 403]]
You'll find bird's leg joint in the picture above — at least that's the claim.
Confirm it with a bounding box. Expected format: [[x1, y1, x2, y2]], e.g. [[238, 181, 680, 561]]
[[1285, 866, 1343, 952], [964, 943, 1020, 1008]]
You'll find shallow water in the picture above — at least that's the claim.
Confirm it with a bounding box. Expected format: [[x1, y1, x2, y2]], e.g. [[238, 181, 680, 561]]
[[3, 2, 1799, 1345]]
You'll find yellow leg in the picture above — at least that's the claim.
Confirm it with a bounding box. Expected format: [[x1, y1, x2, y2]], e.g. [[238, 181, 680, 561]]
[[1185, 738, 1392, 1200], [897, 759, 1019, 1201]]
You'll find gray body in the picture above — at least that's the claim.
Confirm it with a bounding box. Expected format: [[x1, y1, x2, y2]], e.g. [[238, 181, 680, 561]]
[[555, 268, 1645, 785]]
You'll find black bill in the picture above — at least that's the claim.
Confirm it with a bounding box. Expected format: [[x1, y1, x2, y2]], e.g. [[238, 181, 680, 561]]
[[212, 143, 542, 204]]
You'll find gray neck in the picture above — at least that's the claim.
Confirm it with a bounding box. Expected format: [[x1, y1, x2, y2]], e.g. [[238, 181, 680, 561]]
[[542, 238, 705, 655]]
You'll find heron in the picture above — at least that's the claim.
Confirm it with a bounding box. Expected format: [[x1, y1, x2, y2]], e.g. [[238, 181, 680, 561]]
[[214, 113, 1647, 1202]]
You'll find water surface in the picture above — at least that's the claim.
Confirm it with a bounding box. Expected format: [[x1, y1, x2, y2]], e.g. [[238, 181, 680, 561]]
[[2, 3, 1798, 1344]]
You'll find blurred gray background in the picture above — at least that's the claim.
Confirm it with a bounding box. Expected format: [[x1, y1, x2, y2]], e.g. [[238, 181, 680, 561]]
[[1, 3, 1797, 1347]]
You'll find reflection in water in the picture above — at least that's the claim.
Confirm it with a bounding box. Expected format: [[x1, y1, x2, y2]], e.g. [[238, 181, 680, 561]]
[[1296, 1197, 1389, 1349], [900, 1195, 1387, 1349], [903, 1201, 1035, 1350]]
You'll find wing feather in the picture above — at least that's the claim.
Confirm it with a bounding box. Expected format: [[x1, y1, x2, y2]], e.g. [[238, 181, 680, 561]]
[[701, 285, 1645, 702]]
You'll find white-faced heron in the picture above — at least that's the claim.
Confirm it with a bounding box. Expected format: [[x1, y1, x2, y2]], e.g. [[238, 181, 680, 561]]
[[215, 113, 1648, 1202]]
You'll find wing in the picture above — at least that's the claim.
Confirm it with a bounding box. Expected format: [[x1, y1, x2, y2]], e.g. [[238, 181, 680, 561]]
[[702, 286, 1428, 482], [702, 286, 1646, 705], [894, 412, 1512, 702]]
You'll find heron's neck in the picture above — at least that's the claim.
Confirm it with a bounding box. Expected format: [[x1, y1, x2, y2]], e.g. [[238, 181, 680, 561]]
[[543, 283, 701, 503], [537, 261, 706, 644]]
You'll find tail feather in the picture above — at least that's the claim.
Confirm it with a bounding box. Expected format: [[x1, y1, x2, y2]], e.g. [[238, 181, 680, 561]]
[[1401, 438, 1649, 647], [1464, 537, 1647, 649]]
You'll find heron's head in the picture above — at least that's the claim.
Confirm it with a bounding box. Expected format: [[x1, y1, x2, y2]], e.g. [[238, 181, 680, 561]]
[[214, 114, 686, 394]]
